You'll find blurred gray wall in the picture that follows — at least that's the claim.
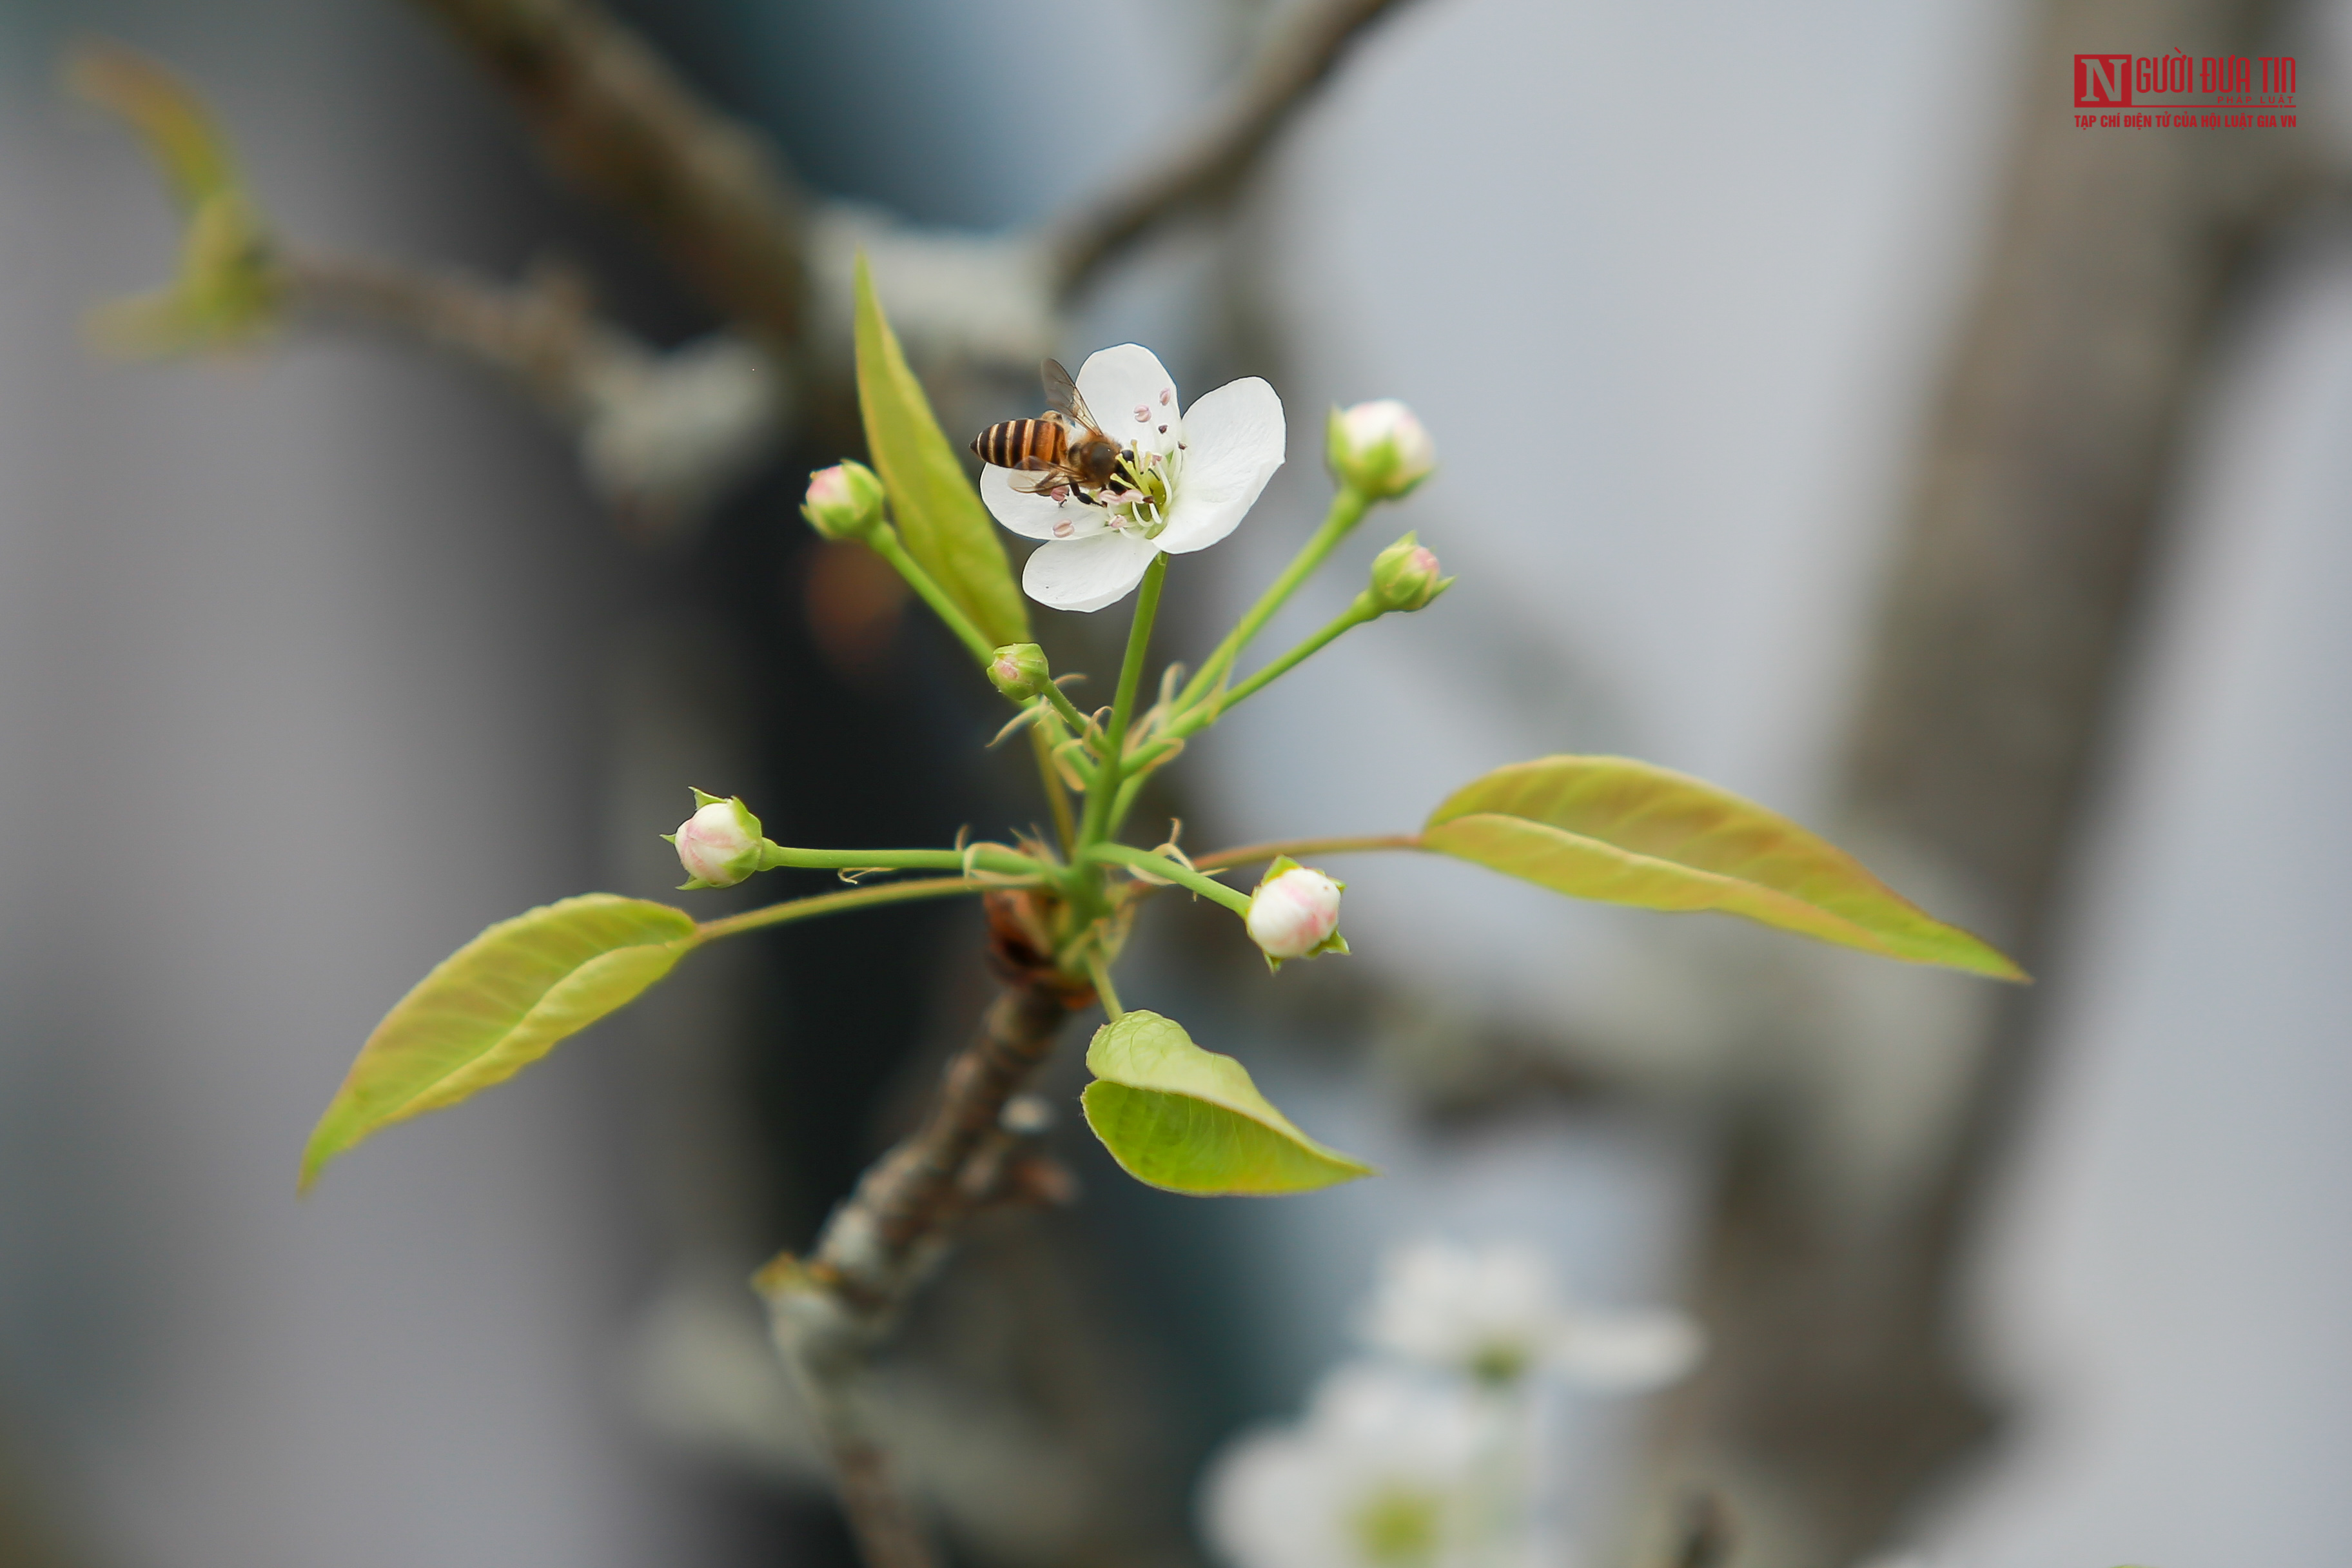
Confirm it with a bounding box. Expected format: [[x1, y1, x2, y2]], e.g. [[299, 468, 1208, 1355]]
[[0, 3, 737, 1565]]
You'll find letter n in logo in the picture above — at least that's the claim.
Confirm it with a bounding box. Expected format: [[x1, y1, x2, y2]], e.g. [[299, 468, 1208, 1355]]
[[2075, 54, 2133, 106]]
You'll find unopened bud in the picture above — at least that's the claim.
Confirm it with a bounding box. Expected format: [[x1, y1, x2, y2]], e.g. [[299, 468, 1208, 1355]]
[[1366, 532, 1453, 613], [988, 642, 1053, 701], [1246, 858, 1349, 970], [800, 460, 887, 542], [665, 789, 769, 888], [1327, 399, 1435, 499]]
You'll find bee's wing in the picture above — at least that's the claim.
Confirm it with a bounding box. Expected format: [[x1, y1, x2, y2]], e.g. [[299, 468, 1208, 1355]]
[[1041, 358, 1098, 432]]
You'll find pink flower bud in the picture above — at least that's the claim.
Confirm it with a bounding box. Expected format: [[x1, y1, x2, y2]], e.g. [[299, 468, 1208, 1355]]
[[1247, 865, 1345, 961], [1327, 399, 1436, 498], [666, 790, 767, 888], [987, 642, 1052, 701], [1367, 532, 1453, 612], [800, 460, 887, 542]]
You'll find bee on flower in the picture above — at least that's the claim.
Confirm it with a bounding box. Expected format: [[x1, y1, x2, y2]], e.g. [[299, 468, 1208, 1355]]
[[974, 345, 1286, 612]]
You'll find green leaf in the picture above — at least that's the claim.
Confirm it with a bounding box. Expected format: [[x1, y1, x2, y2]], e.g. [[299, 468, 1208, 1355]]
[[70, 46, 242, 211], [71, 47, 278, 357], [1422, 755, 2025, 980], [300, 895, 700, 1191], [851, 255, 1030, 647], [1080, 1010, 1375, 1196]]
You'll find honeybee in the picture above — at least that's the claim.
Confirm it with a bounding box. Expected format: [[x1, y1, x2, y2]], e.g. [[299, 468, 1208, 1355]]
[[970, 359, 1130, 500]]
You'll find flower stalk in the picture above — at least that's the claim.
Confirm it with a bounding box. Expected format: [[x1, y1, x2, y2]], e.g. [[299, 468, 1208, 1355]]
[[1177, 482, 1371, 709], [1077, 551, 1169, 852], [1086, 840, 1253, 917], [864, 522, 997, 667]]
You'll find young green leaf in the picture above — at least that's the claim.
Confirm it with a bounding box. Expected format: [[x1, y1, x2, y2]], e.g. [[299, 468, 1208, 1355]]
[[851, 256, 1031, 648], [1423, 755, 2024, 980], [71, 46, 278, 356], [300, 895, 701, 1191], [1080, 1010, 1375, 1196], [70, 46, 242, 211]]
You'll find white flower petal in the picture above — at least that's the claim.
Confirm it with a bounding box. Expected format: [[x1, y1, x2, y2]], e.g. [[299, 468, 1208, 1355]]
[[1159, 375, 1284, 553], [1021, 530, 1162, 613], [1203, 1366, 1489, 1568], [1077, 343, 1181, 459], [980, 464, 1109, 541]]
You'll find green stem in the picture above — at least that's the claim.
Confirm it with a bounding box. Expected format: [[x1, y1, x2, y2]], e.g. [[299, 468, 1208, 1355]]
[[1077, 552, 1168, 850], [1042, 678, 1093, 737], [694, 877, 989, 942], [1086, 951, 1124, 1020], [1188, 833, 1424, 873], [1177, 485, 1370, 710], [1101, 600, 1380, 838], [757, 843, 1043, 878], [867, 524, 995, 667], [1174, 597, 1380, 740], [1107, 771, 1147, 840], [1087, 841, 1253, 918], [1027, 722, 1078, 857]]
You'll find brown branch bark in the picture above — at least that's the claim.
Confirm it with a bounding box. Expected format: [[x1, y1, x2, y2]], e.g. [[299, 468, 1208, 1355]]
[[761, 892, 1094, 1568], [277, 248, 640, 416], [1631, 2, 2324, 1564], [406, 0, 811, 346], [1044, 0, 1418, 292]]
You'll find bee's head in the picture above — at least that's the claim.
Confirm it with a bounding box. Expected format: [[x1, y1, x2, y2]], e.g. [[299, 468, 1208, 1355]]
[[1080, 440, 1121, 486]]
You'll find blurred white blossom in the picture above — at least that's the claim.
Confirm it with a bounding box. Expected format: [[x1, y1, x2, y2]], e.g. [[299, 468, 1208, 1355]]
[[1201, 1241, 1700, 1568], [1359, 1239, 1701, 1390], [1202, 1366, 1499, 1568]]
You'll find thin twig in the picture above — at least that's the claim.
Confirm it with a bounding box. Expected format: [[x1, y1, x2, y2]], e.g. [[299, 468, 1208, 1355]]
[[406, 0, 811, 345], [278, 246, 790, 531], [1190, 832, 1422, 872], [694, 877, 990, 944], [277, 248, 638, 416], [1044, 0, 1418, 291], [761, 892, 1093, 1568]]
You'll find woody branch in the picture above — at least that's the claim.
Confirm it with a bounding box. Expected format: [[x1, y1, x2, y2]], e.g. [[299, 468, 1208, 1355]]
[[760, 893, 1094, 1568]]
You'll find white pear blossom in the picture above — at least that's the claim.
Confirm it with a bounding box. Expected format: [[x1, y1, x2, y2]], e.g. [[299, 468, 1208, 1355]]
[[980, 344, 1285, 612], [1202, 1366, 1498, 1568], [1358, 1239, 1702, 1391]]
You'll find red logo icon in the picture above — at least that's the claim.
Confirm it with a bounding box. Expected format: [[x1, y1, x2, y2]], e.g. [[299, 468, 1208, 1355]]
[[2075, 54, 2134, 106]]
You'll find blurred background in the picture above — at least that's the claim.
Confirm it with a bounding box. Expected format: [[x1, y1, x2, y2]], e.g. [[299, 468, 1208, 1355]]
[[0, 1, 2347, 1566]]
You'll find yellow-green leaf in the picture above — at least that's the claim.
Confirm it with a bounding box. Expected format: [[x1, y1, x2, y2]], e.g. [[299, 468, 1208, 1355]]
[[851, 255, 1030, 647], [1423, 755, 2024, 980], [69, 45, 241, 211], [1080, 1010, 1375, 1196], [300, 895, 700, 1191], [72, 46, 279, 357]]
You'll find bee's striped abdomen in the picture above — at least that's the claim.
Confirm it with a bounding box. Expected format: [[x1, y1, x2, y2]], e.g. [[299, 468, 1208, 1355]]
[[972, 417, 1066, 470]]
